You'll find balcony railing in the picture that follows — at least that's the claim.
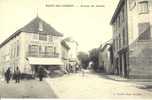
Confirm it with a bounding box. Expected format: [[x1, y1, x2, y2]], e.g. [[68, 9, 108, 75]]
[[27, 52, 59, 58]]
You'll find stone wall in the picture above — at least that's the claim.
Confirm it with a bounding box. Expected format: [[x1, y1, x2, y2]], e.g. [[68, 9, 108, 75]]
[[129, 40, 152, 78]]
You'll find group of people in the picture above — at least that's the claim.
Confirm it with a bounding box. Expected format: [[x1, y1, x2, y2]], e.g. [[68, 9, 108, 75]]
[[4, 65, 82, 84], [5, 67, 21, 84], [4, 66, 46, 83], [66, 63, 81, 74]]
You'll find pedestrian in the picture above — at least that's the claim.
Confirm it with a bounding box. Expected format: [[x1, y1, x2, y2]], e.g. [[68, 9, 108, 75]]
[[14, 67, 21, 83], [82, 68, 85, 77], [38, 67, 44, 81], [75, 63, 79, 73], [5, 67, 11, 84], [66, 64, 69, 74]]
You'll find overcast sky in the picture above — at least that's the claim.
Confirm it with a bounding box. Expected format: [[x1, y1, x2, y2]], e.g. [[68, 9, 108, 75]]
[[0, 0, 119, 52]]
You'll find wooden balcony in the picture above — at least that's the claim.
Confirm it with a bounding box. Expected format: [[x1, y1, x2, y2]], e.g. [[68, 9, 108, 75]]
[[27, 52, 59, 58]]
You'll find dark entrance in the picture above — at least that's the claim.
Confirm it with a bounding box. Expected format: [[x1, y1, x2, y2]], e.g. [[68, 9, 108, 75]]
[[123, 52, 128, 77], [119, 55, 123, 76]]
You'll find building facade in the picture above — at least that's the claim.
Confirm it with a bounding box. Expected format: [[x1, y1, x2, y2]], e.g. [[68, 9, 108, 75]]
[[61, 39, 70, 73], [0, 17, 69, 76], [111, 0, 152, 78], [64, 37, 79, 72]]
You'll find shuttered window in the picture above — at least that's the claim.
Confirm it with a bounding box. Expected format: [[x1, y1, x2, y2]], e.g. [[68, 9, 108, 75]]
[[29, 45, 39, 56], [39, 34, 47, 41], [138, 22, 151, 40], [139, 1, 149, 14], [48, 35, 53, 42]]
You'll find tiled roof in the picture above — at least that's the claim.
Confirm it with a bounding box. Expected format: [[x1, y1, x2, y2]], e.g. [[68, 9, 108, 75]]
[[61, 40, 70, 50], [0, 16, 63, 48], [21, 16, 63, 36]]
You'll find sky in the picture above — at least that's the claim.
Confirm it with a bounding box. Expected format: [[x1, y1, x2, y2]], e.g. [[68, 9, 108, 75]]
[[0, 0, 119, 52]]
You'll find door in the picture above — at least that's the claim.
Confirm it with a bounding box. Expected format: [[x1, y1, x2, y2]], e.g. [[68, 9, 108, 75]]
[[123, 53, 128, 77]]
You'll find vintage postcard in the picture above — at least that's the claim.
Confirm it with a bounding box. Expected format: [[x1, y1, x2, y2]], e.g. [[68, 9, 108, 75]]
[[0, 0, 152, 99]]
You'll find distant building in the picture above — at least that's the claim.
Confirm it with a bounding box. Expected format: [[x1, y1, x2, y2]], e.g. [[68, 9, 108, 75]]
[[0, 16, 69, 76], [98, 40, 113, 74], [110, 0, 152, 78], [61, 39, 70, 73], [64, 37, 79, 72]]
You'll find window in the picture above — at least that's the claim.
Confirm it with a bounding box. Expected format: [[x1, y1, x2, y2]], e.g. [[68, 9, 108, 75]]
[[39, 46, 46, 57], [14, 43, 16, 57], [39, 34, 47, 41], [29, 45, 39, 56], [122, 8, 125, 22], [45, 46, 53, 53], [17, 41, 20, 57], [119, 34, 121, 49], [32, 34, 39, 40], [11, 47, 13, 58], [113, 39, 115, 51], [116, 37, 118, 50], [39, 21, 43, 31], [54, 47, 56, 54], [114, 39, 116, 51], [117, 16, 120, 27], [138, 22, 151, 40], [39, 46, 45, 53], [129, 0, 136, 9], [48, 35, 53, 42], [122, 28, 125, 45], [139, 1, 149, 14], [113, 22, 116, 33]]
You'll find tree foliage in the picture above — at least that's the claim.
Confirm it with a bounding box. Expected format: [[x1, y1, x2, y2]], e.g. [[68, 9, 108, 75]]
[[89, 48, 99, 71], [77, 52, 89, 69]]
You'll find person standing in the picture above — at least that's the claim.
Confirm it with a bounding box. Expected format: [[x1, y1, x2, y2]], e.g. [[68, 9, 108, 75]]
[[15, 67, 21, 83], [38, 67, 44, 81], [5, 67, 11, 84]]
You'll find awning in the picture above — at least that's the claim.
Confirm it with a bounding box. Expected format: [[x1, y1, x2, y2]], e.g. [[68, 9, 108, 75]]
[[27, 57, 63, 65]]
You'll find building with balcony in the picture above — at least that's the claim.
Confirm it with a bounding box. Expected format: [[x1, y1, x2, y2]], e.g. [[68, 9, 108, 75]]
[[0, 16, 69, 76], [110, 0, 152, 78]]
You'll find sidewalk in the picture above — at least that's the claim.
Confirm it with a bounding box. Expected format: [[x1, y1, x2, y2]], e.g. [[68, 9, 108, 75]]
[[0, 78, 57, 98], [45, 72, 152, 99], [99, 74, 128, 81], [99, 74, 152, 89], [97, 73, 152, 82]]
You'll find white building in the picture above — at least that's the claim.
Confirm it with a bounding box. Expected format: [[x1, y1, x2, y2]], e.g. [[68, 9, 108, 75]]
[[63, 37, 79, 72], [0, 16, 69, 76], [65, 38, 79, 65]]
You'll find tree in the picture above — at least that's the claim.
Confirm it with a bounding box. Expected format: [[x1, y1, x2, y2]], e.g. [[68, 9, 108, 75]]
[[89, 48, 99, 71], [77, 52, 89, 69]]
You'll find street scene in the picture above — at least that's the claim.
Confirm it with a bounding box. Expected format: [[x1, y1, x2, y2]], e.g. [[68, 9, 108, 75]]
[[1, 71, 152, 98], [0, 0, 152, 99]]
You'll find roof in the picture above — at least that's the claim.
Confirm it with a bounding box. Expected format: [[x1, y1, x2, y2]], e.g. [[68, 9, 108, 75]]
[[99, 39, 113, 52], [110, 0, 125, 24], [61, 40, 70, 50], [0, 16, 63, 48], [64, 37, 79, 46], [0, 30, 21, 48], [21, 16, 63, 36], [101, 43, 112, 51]]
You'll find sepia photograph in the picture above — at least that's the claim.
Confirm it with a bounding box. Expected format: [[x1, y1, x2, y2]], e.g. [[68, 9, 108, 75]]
[[0, 0, 152, 99]]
